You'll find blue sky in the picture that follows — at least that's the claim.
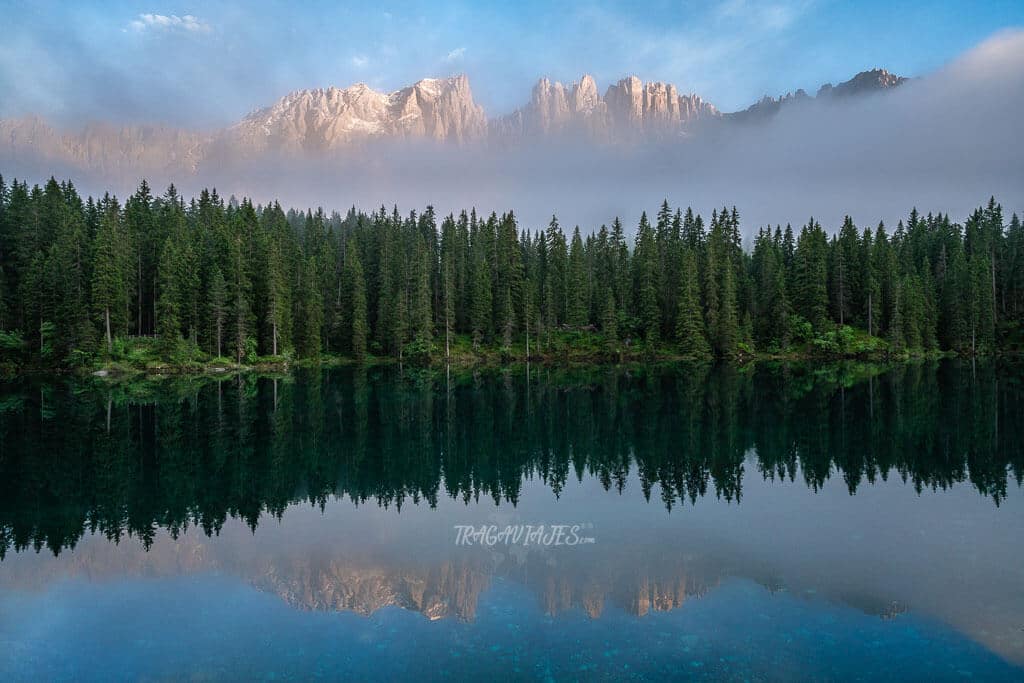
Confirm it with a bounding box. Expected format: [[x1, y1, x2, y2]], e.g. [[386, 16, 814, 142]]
[[2, 0, 1022, 127]]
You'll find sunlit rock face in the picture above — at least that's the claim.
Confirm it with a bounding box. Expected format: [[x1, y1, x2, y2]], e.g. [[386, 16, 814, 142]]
[[0, 68, 907, 182], [227, 75, 487, 153], [492, 74, 719, 143]]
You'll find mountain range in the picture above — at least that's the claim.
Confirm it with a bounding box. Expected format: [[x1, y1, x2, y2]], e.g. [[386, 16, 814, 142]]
[[0, 69, 906, 179]]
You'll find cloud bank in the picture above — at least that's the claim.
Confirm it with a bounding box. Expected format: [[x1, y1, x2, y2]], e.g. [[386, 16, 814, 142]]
[[127, 14, 211, 35], [2, 31, 1022, 238], [190, 30, 1023, 236]]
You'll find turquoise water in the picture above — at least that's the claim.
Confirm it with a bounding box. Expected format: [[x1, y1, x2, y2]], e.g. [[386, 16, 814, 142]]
[[2, 577, 1020, 681], [1, 361, 1022, 680]]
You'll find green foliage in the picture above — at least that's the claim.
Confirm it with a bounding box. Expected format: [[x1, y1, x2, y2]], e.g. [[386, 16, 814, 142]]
[[244, 336, 258, 365], [0, 174, 1018, 367], [405, 335, 433, 366], [38, 321, 57, 360], [676, 248, 710, 358], [633, 212, 661, 345], [788, 314, 814, 345], [0, 330, 25, 352], [294, 256, 323, 359]]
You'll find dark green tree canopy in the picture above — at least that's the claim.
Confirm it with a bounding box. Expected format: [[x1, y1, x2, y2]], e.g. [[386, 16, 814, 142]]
[[0, 175, 1017, 365]]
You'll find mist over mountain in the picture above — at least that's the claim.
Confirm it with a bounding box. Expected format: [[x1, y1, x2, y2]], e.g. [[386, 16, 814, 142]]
[[1, 30, 1021, 232]]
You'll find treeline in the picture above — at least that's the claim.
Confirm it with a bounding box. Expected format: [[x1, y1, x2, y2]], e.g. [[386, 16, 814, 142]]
[[1, 361, 1020, 557], [0, 174, 1021, 366]]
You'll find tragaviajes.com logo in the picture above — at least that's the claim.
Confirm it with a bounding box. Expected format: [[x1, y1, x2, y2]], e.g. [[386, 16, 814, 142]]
[[453, 524, 595, 547]]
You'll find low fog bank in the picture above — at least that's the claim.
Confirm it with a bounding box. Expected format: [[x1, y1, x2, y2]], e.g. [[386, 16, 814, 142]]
[[5, 31, 1023, 238]]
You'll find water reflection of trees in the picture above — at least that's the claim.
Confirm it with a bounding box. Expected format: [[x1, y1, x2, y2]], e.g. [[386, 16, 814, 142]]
[[1, 361, 1021, 558]]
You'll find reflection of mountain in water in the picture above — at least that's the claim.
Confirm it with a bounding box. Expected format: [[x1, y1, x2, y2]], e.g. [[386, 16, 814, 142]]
[[0, 528, 726, 622], [0, 525, 929, 626], [251, 557, 489, 621], [0, 507, 1019, 665], [255, 551, 726, 621], [0, 361, 1022, 559], [251, 553, 723, 621]]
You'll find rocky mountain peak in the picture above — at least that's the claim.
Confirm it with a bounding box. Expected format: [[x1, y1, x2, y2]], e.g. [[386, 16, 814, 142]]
[[495, 73, 719, 143], [0, 67, 907, 179], [817, 68, 908, 98], [228, 74, 486, 152], [571, 74, 601, 114], [729, 68, 907, 123]]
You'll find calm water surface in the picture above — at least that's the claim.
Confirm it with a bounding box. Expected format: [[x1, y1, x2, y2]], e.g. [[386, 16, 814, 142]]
[[1, 361, 1022, 681]]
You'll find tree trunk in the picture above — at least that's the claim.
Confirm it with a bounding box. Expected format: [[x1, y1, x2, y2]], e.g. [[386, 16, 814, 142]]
[[838, 262, 844, 327], [153, 274, 158, 336], [526, 314, 530, 359], [137, 254, 143, 335], [272, 320, 278, 356], [105, 306, 112, 353], [991, 252, 997, 322], [867, 291, 873, 337]]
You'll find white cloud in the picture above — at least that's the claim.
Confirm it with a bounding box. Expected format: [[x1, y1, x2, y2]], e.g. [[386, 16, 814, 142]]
[[128, 13, 211, 34], [444, 47, 466, 63], [351, 55, 369, 68]]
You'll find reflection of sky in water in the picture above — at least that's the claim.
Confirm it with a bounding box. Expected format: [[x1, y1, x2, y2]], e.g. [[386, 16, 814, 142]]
[[2, 575, 1021, 681], [1, 464, 1023, 680]]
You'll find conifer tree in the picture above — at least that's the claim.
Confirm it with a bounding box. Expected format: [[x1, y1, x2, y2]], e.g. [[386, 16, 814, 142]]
[[862, 228, 880, 337], [349, 248, 368, 360], [888, 280, 904, 352], [940, 247, 968, 351], [227, 234, 251, 363], [3, 173, 1023, 365], [610, 217, 632, 330], [601, 289, 618, 353], [469, 245, 491, 349], [494, 212, 523, 347], [968, 253, 996, 354], [91, 202, 127, 354], [793, 219, 829, 331], [704, 214, 738, 356], [633, 212, 660, 345], [124, 180, 154, 335], [156, 238, 182, 357], [752, 231, 788, 348], [567, 226, 588, 328], [440, 233, 455, 360], [676, 247, 710, 358], [264, 239, 291, 357], [543, 216, 567, 332], [411, 239, 433, 344], [295, 256, 323, 359], [209, 266, 228, 358]]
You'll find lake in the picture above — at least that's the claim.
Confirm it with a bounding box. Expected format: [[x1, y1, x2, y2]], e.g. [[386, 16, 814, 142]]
[[1, 361, 1022, 681]]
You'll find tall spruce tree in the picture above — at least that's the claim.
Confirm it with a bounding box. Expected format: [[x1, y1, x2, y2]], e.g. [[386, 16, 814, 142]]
[[676, 247, 711, 358], [208, 266, 228, 358], [567, 226, 588, 328], [633, 212, 661, 345]]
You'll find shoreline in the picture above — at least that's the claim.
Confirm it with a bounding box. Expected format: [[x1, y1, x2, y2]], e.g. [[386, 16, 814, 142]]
[[0, 347, 987, 384]]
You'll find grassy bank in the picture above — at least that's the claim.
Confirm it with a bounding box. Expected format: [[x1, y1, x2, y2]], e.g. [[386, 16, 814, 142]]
[[0, 326, 972, 381]]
